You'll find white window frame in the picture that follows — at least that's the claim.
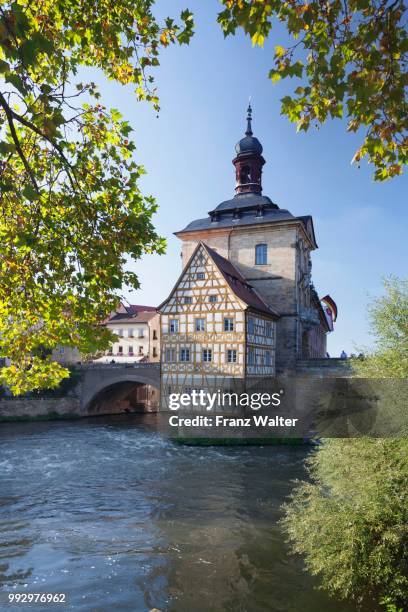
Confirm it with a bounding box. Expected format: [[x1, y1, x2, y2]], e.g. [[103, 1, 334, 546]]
[[165, 348, 176, 363], [195, 318, 205, 332], [227, 349, 237, 363], [202, 348, 212, 362], [169, 319, 179, 333], [180, 347, 190, 362], [224, 317, 234, 332]]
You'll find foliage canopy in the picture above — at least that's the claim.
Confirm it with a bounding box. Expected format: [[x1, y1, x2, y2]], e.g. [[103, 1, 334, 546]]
[[0, 1, 193, 393], [219, 0, 408, 180], [0, 1, 406, 393], [282, 277, 408, 609]]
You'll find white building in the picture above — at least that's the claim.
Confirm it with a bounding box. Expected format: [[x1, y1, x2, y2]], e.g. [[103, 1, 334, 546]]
[[96, 304, 160, 363], [52, 304, 160, 365]]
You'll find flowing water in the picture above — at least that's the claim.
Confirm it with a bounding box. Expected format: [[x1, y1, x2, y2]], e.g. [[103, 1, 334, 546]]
[[0, 415, 356, 612]]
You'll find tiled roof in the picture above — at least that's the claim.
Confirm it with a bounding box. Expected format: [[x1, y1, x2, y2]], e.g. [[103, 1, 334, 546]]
[[175, 192, 317, 249], [204, 244, 279, 319], [107, 312, 157, 324], [106, 304, 158, 324], [177, 207, 296, 233], [127, 304, 156, 313]]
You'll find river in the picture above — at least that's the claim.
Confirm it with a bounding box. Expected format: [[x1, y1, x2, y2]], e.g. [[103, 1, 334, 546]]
[[0, 415, 356, 612]]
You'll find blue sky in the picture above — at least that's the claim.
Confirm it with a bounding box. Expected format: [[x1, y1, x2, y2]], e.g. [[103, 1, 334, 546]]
[[83, 0, 407, 356]]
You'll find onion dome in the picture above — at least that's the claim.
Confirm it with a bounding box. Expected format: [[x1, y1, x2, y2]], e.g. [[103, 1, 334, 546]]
[[235, 103, 263, 156]]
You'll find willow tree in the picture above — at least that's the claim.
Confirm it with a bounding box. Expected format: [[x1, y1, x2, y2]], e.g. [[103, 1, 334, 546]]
[[0, 1, 193, 393], [219, 0, 407, 180]]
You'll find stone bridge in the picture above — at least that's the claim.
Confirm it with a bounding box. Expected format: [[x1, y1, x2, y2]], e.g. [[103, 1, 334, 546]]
[[78, 363, 161, 410]]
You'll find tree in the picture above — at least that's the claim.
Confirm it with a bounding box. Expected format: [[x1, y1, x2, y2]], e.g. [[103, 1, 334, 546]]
[[218, 0, 408, 180], [281, 277, 408, 609], [353, 276, 408, 377], [0, 1, 193, 394]]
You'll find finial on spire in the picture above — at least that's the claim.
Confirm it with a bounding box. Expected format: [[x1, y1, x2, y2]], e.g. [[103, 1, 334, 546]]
[[245, 101, 253, 136]]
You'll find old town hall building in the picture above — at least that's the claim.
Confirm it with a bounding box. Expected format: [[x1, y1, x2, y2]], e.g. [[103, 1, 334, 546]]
[[159, 106, 336, 399]]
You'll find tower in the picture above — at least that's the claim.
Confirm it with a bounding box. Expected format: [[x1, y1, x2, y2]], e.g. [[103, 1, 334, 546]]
[[233, 104, 265, 196], [174, 106, 333, 371]]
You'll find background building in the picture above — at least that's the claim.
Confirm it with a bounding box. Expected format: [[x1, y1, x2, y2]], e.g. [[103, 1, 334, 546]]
[[98, 304, 160, 363], [52, 303, 160, 365]]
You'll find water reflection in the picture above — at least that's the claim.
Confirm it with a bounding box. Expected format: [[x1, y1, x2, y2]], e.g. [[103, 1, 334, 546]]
[[0, 415, 355, 611]]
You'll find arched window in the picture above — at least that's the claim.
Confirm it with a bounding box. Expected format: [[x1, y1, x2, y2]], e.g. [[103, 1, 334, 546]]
[[255, 243, 267, 265], [239, 165, 251, 184]]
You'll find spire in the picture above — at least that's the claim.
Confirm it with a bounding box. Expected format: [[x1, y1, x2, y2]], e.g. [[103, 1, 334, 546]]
[[245, 102, 253, 137], [233, 102, 265, 196]]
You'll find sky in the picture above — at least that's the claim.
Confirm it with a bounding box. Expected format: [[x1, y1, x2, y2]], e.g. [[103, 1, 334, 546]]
[[82, 0, 407, 357]]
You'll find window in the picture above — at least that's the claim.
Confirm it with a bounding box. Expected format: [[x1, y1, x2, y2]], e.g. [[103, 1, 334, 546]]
[[117, 329, 124, 337], [118, 346, 123, 355], [197, 272, 205, 280], [165, 348, 176, 362], [195, 318, 205, 332], [227, 349, 237, 363], [255, 243, 267, 265], [209, 295, 217, 303], [108, 348, 113, 356], [128, 329, 134, 338], [153, 347, 157, 358], [266, 322, 273, 338], [153, 330, 157, 340], [248, 347, 255, 365], [169, 319, 179, 333], [247, 317, 254, 334], [184, 296, 192, 304], [224, 317, 234, 331], [180, 348, 190, 362], [138, 329, 144, 338], [128, 346, 134, 355], [265, 351, 272, 366], [240, 164, 251, 184], [138, 346, 143, 355], [203, 348, 212, 362]]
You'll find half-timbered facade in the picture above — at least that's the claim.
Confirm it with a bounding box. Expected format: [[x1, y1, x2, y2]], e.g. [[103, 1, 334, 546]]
[[158, 243, 278, 407]]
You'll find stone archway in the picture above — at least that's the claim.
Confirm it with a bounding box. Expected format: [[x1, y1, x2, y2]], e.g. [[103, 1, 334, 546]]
[[86, 380, 159, 415], [80, 365, 161, 415]]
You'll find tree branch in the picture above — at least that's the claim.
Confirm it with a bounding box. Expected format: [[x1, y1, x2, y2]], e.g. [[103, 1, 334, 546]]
[[0, 92, 39, 192]]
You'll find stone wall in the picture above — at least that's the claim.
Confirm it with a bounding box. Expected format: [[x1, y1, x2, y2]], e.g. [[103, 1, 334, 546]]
[[295, 358, 352, 377], [0, 396, 81, 420]]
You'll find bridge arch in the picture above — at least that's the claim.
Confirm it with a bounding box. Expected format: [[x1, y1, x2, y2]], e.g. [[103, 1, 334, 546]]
[[80, 365, 161, 413]]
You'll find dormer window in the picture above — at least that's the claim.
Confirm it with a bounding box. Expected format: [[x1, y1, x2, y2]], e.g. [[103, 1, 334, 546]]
[[255, 243, 267, 265]]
